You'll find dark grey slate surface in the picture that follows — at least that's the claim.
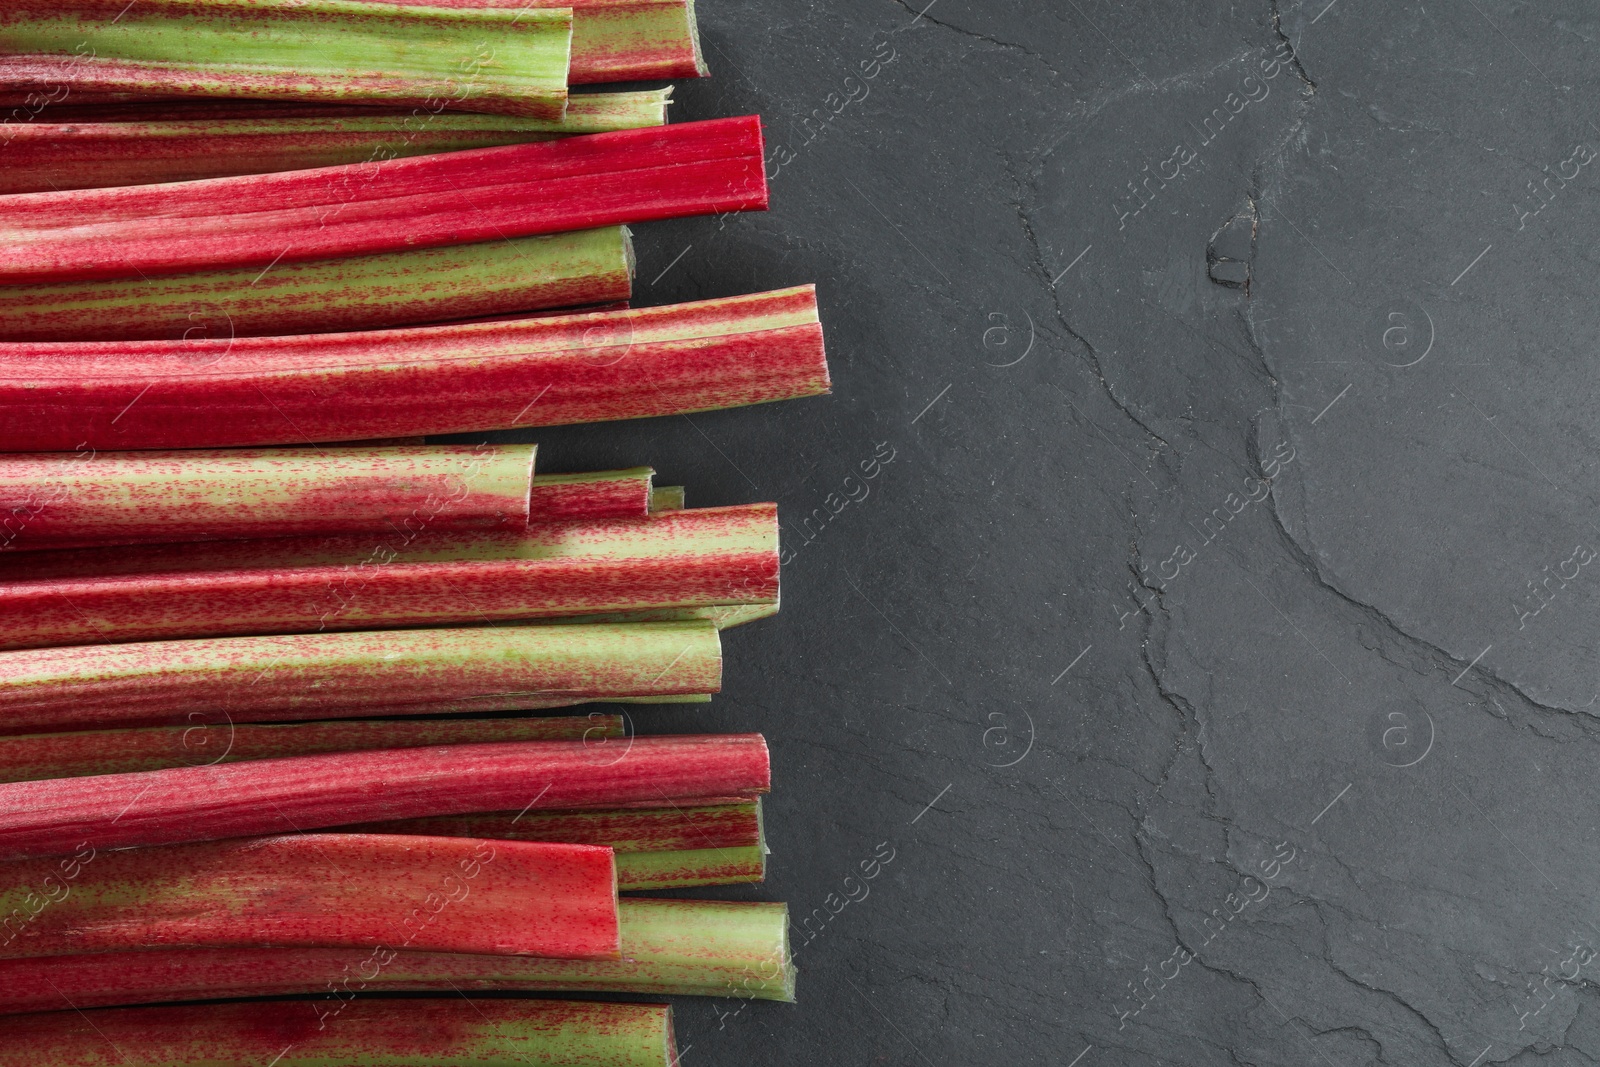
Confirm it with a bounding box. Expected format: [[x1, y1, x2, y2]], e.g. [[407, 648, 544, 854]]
[[519, 3, 1600, 1064]]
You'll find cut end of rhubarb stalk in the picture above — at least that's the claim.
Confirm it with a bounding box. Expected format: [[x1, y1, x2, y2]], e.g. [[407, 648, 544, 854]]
[[650, 485, 686, 512], [686, 0, 711, 76]]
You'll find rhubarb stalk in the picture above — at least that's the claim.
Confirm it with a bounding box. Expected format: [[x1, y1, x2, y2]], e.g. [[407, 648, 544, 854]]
[[528, 466, 655, 521], [0, 117, 767, 285], [386, 0, 707, 84], [0, 716, 623, 783], [348, 799, 768, 889], [0, 1, 573, 118], [0, 92, 672, 195], [0, 620, 723, 732], [0, 228, 637, 341], [0, 899, 793, 1014], [0, 833, 620, 960], [0, 504, 777, 648], [0, 286, 828, 451], [0, 734, 772, 860], [0, 999, 678, 1067], [0, 444, 542, 551]]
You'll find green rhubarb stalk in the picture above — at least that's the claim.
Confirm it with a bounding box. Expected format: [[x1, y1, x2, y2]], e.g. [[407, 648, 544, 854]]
[[650, 485, 687, 511], [0, 91, 671, 196], [617, 845, 765, 889], [0, 1, 573, 118], [0, 443, 539, 552], [0, 227, 636, 342], [0, 833, 620, 960], [0, 900, 792, 1013], [0, 620, 723, 733], [0, 715, 623, 783], [0, 999, 677, 1067], [389, 0, 707, 85]]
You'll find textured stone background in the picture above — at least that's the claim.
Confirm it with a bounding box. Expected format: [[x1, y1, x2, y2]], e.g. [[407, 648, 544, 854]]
[[521, 3, 1600, 1064]]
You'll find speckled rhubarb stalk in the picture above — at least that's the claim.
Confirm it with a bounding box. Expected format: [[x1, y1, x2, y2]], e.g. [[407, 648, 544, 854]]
[[528, 467, 655, 521], [0, 118, 766, 285], [0, 620, 722, 733], [347, 799, 767, 889], [0, 715, 623, 783], [0, 833, 619, 960], [0, 999, 678, 1067], [0, 286, 827, 451], [0, 734, 771, 860], [0, 227, 637, 341], [0, 899, 793, 1014], [0, 92, 671, 195], [0, 1, 573, 118], [0, 443, 537, 551], [0, 504, 777, 649]]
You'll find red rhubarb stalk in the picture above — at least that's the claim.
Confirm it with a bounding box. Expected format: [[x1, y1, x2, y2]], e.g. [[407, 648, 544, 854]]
[[0, 899, 794, 1014], [0, 286, 828, 451], [0, 118, 767, 285], [0, 716, 623, 783], [0, 734, 772, 860], [0, 92, 672, 195], [0, 1, 574, 118], [0, 504, 777, 649], [0, 228, 638, 342], [0, 833, 619, 960], [0, 620, 723, 732], [0, 999, 678, 1067], [348, 799, 767, 889], [0, 444, 536, 552], [528, 467, 655, 521]]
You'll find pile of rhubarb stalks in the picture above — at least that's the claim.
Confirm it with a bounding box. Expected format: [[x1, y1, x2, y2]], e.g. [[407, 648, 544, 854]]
[[0, 3, 825, 1064]]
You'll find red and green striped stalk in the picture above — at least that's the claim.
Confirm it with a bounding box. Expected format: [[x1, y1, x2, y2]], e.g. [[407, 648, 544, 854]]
[[0, 833, 619, 960], [0, 286, 827, 451], [0, 620, 723, 732], [0, 92, 672, 195], [0, 899, 793, 1014], [0, 999, 679, 1067], [0, 715, 623, 783], [0, 118, 766, 285], [348, 799, 768, 890], [0, 1, 573, 118], [0, 733, 772, 860], [0, 504, 777, 649], [0, 227, 637, 341], [0, 444, 537, 552]]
